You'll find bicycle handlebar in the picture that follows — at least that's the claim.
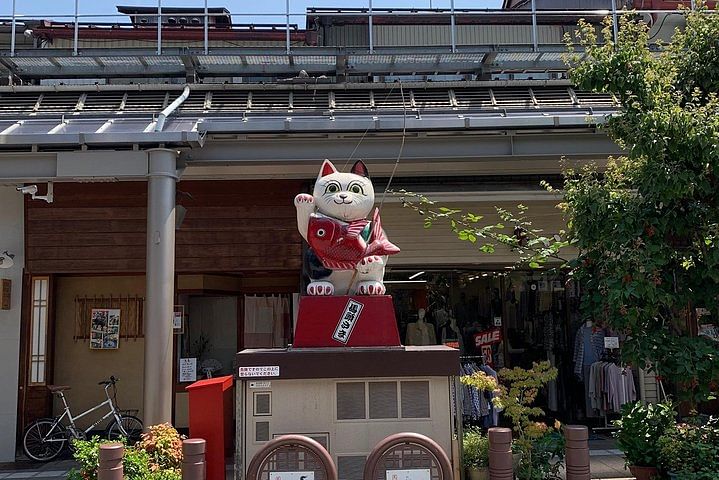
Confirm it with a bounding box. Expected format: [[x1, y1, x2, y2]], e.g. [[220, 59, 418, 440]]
[[98, 376, 118, 386]]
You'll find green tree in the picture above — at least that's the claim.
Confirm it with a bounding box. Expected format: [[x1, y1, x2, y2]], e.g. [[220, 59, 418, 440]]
[[562, 8, 719, 406]]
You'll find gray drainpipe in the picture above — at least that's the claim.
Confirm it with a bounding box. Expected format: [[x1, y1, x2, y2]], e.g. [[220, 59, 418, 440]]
[[154, 85, 191, 132]]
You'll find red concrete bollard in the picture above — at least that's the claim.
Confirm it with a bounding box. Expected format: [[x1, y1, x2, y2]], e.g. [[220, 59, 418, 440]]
[[488, 427, 513, 480], [182, 438, 207, 480], [98, 443, 124, 480], [564, 425, 591, 480]]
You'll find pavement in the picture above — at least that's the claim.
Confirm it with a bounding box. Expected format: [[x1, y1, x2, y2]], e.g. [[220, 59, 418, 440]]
[[0, 440, 632, 479]]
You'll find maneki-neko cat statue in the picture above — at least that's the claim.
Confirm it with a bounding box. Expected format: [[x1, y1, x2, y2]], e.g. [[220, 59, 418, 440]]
[[295, 159, 400, 296]]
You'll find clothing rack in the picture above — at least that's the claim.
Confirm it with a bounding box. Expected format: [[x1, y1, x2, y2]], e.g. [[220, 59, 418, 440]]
[[592, 347, 623, 432]]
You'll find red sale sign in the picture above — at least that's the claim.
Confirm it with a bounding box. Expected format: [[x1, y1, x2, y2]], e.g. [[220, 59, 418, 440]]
[[473, 328, 502, 366]]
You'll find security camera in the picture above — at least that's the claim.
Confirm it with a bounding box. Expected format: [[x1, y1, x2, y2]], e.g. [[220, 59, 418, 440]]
[[16, 185, 38, 195], [16, 183, 53, 203]]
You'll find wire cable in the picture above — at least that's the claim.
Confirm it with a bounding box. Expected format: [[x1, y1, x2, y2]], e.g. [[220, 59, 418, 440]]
[[378, 80, 407, 211]]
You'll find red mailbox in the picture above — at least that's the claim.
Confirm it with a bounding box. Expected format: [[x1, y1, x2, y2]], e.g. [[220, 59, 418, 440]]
[[186, 375, 234, 480]]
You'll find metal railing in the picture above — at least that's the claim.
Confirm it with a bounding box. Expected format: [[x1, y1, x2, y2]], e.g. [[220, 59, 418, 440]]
[[2, 0, 701, 58]]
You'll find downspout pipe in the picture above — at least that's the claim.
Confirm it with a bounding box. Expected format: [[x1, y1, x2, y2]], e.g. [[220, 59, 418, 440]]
[[155, 85, 190, 132]]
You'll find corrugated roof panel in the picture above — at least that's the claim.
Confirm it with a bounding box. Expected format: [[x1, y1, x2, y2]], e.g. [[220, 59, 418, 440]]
[[249, 91, 290, 111], [96, 56, 144, 67], [291, 55, 336, 65], [292, 90, 330, 110], [494, 52, 542, 62], [83, 92, 125, 112], [413, 89, 452, 110], [10, 57, 56, 69], [142, 56, 185, 66], [210, 90, 249, 112], [198, 55, 245, 65], [245, 55, 290, 65], [493, 88, 533, 108], [333, 90, 372, 110], [454, 89, 493, 109]]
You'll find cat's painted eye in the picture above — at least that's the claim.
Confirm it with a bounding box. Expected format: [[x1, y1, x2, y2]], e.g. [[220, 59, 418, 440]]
[[350, 184, 363, 194], [316, 228, 326, 237], [325, 183, 340, 194]]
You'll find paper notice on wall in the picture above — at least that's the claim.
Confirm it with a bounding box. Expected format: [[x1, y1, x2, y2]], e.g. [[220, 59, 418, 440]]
[[238, 365, 280, 377], [604, 337, 620, 349], [386, 469, 431, 480], [179, 358, 197, 383], [270, 472, 314, 480]]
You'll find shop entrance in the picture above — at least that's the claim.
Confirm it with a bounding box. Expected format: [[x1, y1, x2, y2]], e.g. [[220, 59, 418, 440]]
[[385, 269, 585, 424]]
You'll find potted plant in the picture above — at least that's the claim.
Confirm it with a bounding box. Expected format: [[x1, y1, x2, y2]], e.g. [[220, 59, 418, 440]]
[[462, 427, 489, 480], [614, 401, 675, 480]]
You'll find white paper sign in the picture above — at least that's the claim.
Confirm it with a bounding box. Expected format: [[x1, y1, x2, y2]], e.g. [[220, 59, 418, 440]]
[[386, 469, 431, 480], [269, 472, 314, 480], [604, 337, 620, 349], [493, 316, 502, 327], [179, 358, 197, 383], [238, 366, 280, 378]]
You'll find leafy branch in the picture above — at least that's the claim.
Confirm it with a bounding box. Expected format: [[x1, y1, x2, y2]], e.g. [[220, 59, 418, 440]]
[[394, 189, 572, 269]]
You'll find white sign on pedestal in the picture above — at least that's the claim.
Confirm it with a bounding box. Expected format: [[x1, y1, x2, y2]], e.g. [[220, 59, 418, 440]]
[[270, 472, 315, 480], [386, 469, 431, 480]]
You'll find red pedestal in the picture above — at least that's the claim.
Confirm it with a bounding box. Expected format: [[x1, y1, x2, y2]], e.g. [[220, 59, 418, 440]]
[[292, 295, 401, 348], [186, 375, 234, 480]]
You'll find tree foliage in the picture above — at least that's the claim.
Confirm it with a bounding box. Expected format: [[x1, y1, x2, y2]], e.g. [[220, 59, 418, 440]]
[[563, 8, 719, 405]]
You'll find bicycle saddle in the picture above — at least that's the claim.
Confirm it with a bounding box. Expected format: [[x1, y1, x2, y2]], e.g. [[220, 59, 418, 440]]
[[47, 385, 70, 392]]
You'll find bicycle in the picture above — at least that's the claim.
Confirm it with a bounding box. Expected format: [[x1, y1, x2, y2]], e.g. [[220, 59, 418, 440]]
[[22, 376, 144, 462]]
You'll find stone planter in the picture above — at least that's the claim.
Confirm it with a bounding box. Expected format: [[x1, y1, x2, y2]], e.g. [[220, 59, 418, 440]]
[[628, 465, 659, 480], [466, 467, 489, 480]]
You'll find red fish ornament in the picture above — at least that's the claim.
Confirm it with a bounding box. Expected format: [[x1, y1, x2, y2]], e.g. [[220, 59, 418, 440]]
[[307, 207, 400, 270]]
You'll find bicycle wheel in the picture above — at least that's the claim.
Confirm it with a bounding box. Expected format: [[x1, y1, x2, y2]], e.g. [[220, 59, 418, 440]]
[[22, 418, 67, 462], [106, 415, 144, 444]]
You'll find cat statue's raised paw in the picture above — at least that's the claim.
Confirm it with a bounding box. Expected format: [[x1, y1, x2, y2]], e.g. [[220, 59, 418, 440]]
[[294, 159, 400, 296]]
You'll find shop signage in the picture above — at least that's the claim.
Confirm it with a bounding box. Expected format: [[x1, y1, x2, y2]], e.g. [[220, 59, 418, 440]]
[[0, 279, 10, 310], [604, 337, 620, 349], [179, 358, 197, 383], [239, 365, 280, 378], [270, 472, 314, 480], [474, 328, 501, 347], [474, 328, 502, 367], [332, 298, 364, 344], [493, 316, 502, 327], [386, 469, 431, 480]]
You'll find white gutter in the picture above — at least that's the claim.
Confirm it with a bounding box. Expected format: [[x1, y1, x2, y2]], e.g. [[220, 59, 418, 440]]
[[154, 85, 190, 132]]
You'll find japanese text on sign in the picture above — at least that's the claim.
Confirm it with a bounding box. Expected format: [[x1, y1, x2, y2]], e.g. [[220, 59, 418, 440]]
[[332, 299, 364, 344], [238, 366, 280, 378]]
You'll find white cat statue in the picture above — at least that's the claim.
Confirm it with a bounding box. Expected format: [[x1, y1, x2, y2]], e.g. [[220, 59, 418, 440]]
[[294, 159, 400, 296]]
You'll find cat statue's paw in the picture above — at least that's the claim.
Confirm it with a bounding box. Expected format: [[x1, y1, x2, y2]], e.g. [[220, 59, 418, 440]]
[[307, 281, 334, 296], [357, 255, 384, 274], [357, 281, 386, 296], [294, 193, 314, 208]]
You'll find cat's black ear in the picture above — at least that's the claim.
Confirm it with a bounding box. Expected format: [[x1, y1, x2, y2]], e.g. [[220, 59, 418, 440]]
[[351, 160, 370, 178], [319, 159, 338, 177]]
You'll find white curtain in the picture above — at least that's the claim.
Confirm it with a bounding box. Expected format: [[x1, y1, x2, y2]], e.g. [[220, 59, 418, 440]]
[[244, 295, 290, 348]]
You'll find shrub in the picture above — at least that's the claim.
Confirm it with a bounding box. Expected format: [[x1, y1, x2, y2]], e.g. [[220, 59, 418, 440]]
[[658, 417, 719, 478], [137, 423, 185, 474], [68, 423, 186, 480], [462, 427, 489, 469]]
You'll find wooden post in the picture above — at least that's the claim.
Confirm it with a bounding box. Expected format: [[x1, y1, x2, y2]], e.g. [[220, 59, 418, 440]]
[[98, 443, 124, 480], [488, 427, 513, 480], [565, 425, 591, 480], [182, 438, 207, 480]]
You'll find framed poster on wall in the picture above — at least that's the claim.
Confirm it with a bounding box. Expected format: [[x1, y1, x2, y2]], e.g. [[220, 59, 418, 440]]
[[90, 308, 120, 350], [173, 305, 185, 334]]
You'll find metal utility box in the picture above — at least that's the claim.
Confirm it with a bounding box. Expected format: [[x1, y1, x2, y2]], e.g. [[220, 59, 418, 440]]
[[235, 346, 459, 480]]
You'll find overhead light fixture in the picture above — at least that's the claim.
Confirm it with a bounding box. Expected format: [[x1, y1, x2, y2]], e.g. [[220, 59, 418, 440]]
[[408, 271, 425, 280], [0, 251, 15, 269]]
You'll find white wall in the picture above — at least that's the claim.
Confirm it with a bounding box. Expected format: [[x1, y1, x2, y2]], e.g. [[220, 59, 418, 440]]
[[0, 187, 23, 461]]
